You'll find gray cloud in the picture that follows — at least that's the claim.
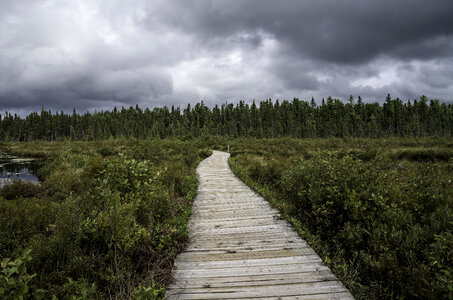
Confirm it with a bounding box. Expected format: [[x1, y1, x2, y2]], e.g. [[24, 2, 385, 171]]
[[159, 0, 453, 63], [0, 0, 452, 115]]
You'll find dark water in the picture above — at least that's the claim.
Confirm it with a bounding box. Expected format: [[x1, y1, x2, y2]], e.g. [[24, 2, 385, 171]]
[[0, 154, 39, 188]]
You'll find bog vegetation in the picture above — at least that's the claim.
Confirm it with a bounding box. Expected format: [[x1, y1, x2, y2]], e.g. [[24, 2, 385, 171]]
[[0, 140, 211, 299], [229, 138, 453, 300]]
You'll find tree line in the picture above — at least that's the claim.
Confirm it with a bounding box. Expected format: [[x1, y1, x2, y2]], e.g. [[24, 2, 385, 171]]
[[1, 94, 452, 141]]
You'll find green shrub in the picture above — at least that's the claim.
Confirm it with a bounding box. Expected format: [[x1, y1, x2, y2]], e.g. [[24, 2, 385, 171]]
[[229, 138, 453, 299], [0, 197, 58, 257], [0, 181, 41, 200], [429, 226, 453, 299], [96, 146, 118, 157], [392, 149, 453, 162], [0, 249, 43, 300], [0, 140, 209, 298], [132, 283, 165, 300], [63, 278, 98, 300]]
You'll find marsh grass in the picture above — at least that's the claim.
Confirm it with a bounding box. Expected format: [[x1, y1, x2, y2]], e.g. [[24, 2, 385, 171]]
[[0, 180, 42, 200], [1, 137, 451, 299], [0, 139, 210, 299], [228, 137, 453, 300], [390, 148, 453, 162]]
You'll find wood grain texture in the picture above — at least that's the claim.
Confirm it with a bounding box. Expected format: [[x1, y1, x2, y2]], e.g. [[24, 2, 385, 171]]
[[165, 151, 354, 300]]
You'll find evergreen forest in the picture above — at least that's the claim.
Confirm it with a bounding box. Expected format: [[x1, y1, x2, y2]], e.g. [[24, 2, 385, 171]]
[[1, 94, 453, 141]]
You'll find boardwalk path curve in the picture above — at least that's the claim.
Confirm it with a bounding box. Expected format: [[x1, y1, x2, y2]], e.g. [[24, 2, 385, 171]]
[[165, 151, 354, 299]]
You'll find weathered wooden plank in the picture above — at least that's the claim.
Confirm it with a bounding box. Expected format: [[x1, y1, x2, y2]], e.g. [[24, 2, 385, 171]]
[[188, 215, 277, 222], [189, 224, 295, 235], [176, 248, 317, 262], [166, 281, 350, 299], [173, 262, 330, 278], [185, 242, 309, 252], [188, 237, 297, 246], [169, 272, 338, 289], [188, 237, 307, 246], [259, 293, 354, 300], [175, 255, 322, 269], [192, 210, 278, 218], [167, 293, 353, 300], [188, 233, 298, 243], [191, 228, 297, 237], [182, 247, 310, 255], [164, 151, 354, 299], [191, 215, 276, 223], [190, 220, 283, 231]]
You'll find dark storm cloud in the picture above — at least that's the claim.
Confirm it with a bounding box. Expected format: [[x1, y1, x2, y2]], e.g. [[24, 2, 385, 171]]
[[149, 0, 453, 103], [160, 0, 453, 63], [0, 62, 173, 111], [1, 0, 453, 114]]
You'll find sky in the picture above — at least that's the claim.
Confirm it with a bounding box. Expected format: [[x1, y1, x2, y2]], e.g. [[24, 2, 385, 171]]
[[1, 0, 453, 115]]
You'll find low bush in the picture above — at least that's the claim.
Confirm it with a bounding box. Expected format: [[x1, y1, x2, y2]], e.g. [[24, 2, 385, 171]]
[[0, 180, 42, 200], [229, 138, 453, 300], [391, 148, 453, 162], [0, 248, 42, 300], [0, 139, 209, 298]]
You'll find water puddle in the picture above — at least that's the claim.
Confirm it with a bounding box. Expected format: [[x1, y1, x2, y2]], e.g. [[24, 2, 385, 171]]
[[0, 152, 39, 188]]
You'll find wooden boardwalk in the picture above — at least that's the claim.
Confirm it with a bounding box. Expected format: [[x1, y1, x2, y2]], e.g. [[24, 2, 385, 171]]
[[165, 151, 354, 299]]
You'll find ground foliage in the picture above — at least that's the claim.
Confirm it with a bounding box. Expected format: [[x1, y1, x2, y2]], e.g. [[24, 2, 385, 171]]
[[228, 137, 453, 300], [0, 139, 211, 299]]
